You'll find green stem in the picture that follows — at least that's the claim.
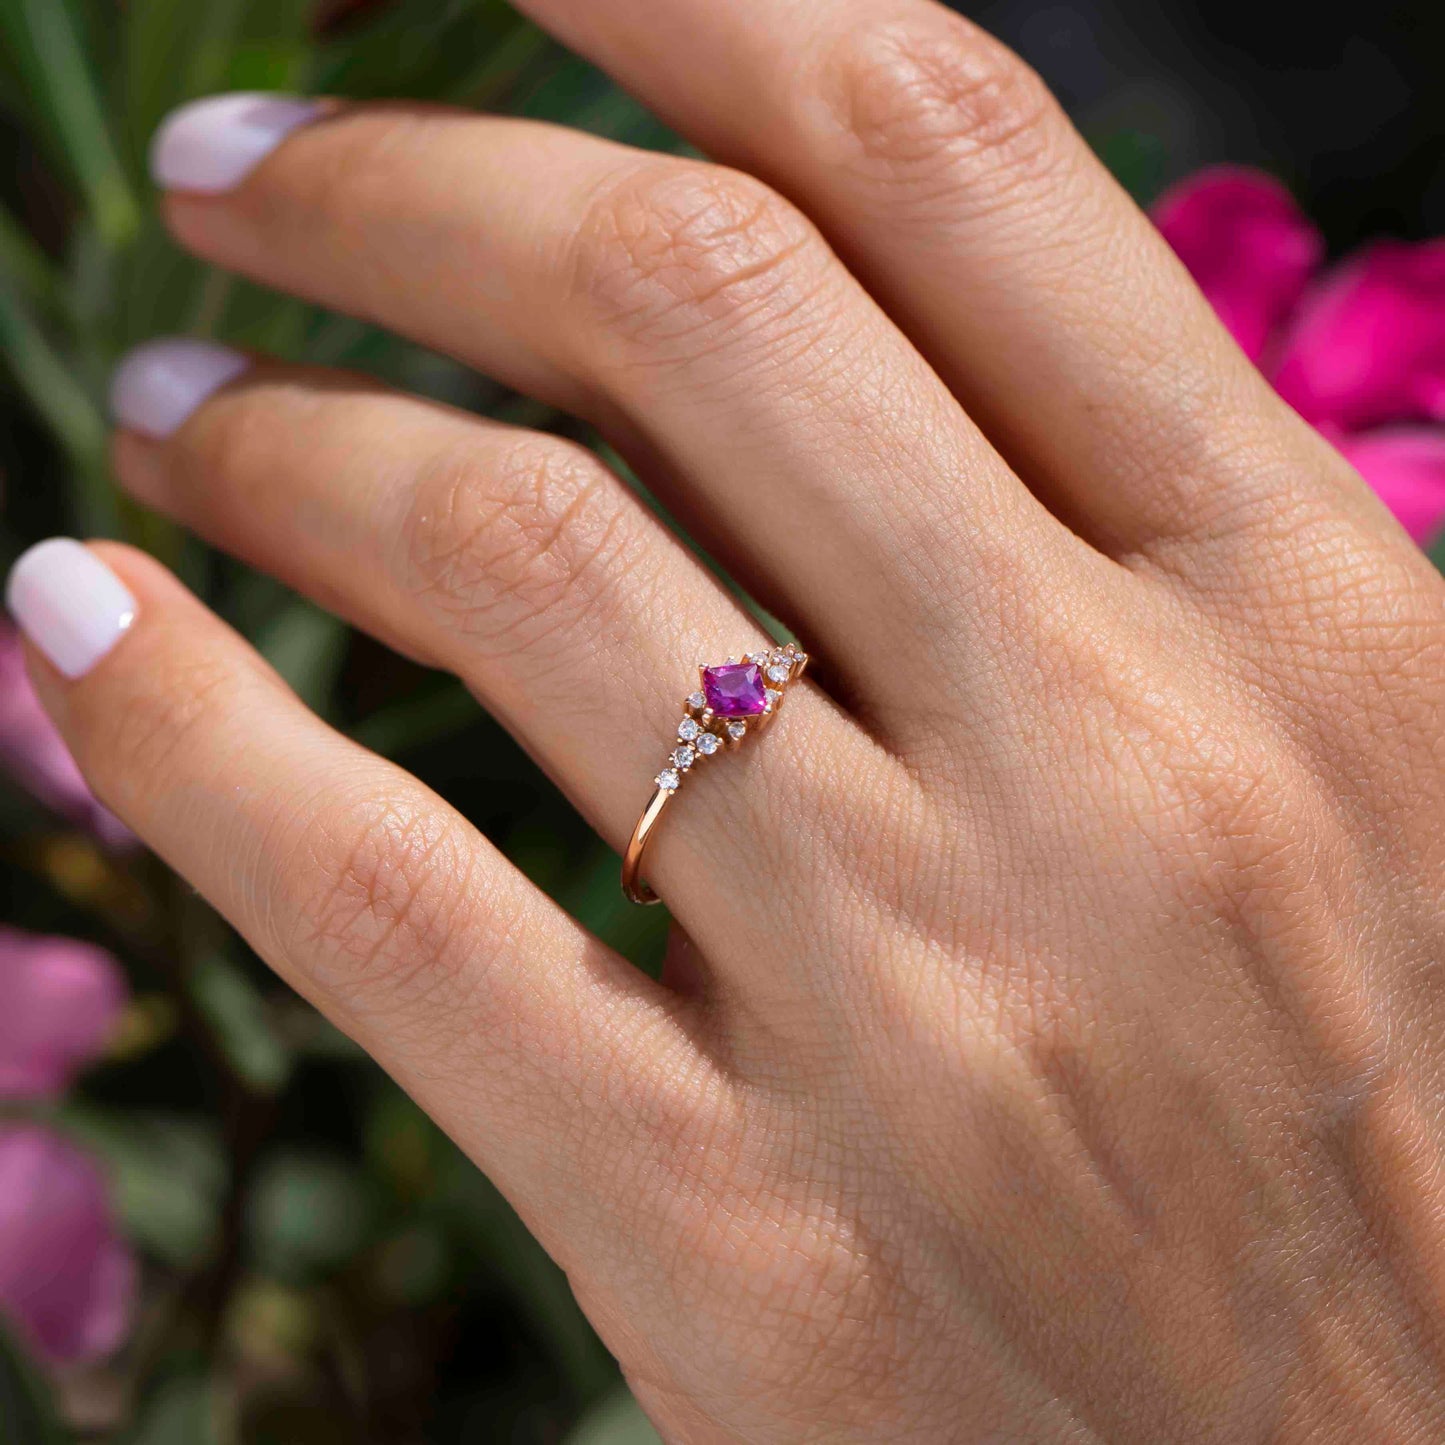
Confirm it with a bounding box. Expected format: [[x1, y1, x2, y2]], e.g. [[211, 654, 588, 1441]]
[[0, 0, 141, 248]]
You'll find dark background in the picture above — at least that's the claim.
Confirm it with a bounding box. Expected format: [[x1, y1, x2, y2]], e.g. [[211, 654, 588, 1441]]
[[0, 2, 1439, 1441], [997, 0, 1444, 242]]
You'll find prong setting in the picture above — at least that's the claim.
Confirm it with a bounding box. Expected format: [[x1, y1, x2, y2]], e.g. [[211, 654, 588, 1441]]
[[652, 645, 807, 792]]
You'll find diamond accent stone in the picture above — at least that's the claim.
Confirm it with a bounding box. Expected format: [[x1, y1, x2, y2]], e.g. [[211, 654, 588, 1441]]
[[687, 691, 706, 711], [677, 717, 700, 742], [673, 745, 695, 770], [726, 720, 747, 740], [702, 662, 768, 717], [766, 662, 789, 684], [764, 688, 781, 711], [695, 732, 720, 756], [656, 769, 680, 791]]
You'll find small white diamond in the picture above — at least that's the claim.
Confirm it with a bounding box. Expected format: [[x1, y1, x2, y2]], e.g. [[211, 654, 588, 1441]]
[[656, 769, 680, 791], [673, 745, 695, 770], [746, 651, 769, 665], [677, 717, 700, 741], [687, 691, 706, 710], [696, 732, 720, 755], [726, 720, 747, 740], [766, 663, 789, 684], [764, 688, 781, 711]]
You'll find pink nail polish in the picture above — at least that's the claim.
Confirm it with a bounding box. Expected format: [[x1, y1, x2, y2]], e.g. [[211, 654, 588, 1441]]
[[150, 92, 320, 194], [110, 338, 249, 439], [5, 541, 138, 680]]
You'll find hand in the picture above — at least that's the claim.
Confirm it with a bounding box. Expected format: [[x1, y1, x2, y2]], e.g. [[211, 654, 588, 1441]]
[[8, 3, 1445, 1439]]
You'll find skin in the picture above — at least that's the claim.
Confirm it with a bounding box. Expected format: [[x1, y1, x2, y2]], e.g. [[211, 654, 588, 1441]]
[[24, 1, 1445, 1438]]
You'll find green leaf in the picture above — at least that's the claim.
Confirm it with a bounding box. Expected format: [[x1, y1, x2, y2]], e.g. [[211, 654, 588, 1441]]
[[1092, 128, 1169, 204], [0, 202, 65, 317], [1427, 529, 1445, 576], [253, 598, 350, 716], [0, 281, 104, 459], [61, 1109, 226, 1268], [119, 0, 239, 165], [119, 1366, 222, 1445], [189, 950, 293, 1094], [119, 0, 315, 170], [0, 0, 141, 246], [316, 0, 532, 103], [246, 1151, 376, 1283], [0, 1321, 72, 1445], [0, 274, 115, 536], [546, 837, 670, 974], [350, 678, 479, 758], [566, 1388, 662, 1445]]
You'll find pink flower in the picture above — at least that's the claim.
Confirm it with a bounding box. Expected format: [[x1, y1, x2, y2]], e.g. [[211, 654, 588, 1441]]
[[0, 1126, 136, 1365], [1155, 166, 1445, 549], [0, 936, 134, 1363], [0, 623, 135, 850], [0, 928, 127, 1100]]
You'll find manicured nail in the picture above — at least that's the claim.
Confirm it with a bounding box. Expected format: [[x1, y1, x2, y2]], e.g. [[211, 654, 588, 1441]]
[[110, 338, 249, 439], [5, 540, 138, 680], [150, 92, 321, 193]]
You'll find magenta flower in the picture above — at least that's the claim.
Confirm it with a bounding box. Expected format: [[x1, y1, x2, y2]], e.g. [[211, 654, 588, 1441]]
[[1155, 166, 1445, 549], [0, 928, 127, 1100], [0, 1126, 136, 1365], [0, 932, 135, 1364], [0, 623, 135, 850]]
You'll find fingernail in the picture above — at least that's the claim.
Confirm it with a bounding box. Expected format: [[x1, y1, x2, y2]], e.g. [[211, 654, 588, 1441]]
[[110, 338, 249, 439], [150, 92, 321, 193], [5, 540, 138, 680]]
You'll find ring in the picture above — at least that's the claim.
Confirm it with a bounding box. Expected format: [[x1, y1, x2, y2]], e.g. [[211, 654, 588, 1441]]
[[622, 645, 809, 905]]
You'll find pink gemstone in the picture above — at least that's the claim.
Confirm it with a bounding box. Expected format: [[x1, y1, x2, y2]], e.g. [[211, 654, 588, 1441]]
[[702, 663, 767, 717]]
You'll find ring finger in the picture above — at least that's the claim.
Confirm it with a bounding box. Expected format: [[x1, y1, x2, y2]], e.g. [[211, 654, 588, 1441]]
[[109, 352, 868, 954]]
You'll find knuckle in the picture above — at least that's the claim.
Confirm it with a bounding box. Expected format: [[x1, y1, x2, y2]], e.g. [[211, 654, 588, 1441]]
[[813, 9, 1061, 190], [396, 437, 649, 668], [1100, 678, 1334, 914], [280, 786, 493, 1019], [567, 159, 826, 357]]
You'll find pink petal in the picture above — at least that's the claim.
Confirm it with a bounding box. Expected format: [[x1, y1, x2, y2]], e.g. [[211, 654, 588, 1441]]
[[0, 929, 127, 1099], [0, 625, 136, 851], [0, 1126, 136, 1365], [1153, 166, 1324, 363], [1334, 427, 1445, 547], [1271, 240, 1445, 432]]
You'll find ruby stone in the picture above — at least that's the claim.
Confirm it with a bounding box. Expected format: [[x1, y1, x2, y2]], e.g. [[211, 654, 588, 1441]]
[[702, 663, 767, 717]]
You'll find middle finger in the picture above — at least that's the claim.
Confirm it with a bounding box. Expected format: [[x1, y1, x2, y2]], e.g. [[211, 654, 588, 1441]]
[[152, 101, 1091, 729]]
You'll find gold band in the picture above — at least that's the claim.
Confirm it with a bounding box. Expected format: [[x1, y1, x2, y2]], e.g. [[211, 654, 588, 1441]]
[[621, 786, 672, 906], [622, 645, 808, 906]]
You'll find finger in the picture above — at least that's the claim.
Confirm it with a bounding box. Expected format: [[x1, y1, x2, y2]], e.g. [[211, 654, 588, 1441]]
[[507, 0, 1373, 566], [108, 345, 871, 952], [4, 537, 723, 1266], [149, 98, 1091, 721]]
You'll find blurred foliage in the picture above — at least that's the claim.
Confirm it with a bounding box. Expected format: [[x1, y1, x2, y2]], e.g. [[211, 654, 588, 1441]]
[[0, 0, 671, 1438]]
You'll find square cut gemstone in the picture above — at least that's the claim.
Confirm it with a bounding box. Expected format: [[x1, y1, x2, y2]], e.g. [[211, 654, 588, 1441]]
[[702, 662, 768, 717]]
